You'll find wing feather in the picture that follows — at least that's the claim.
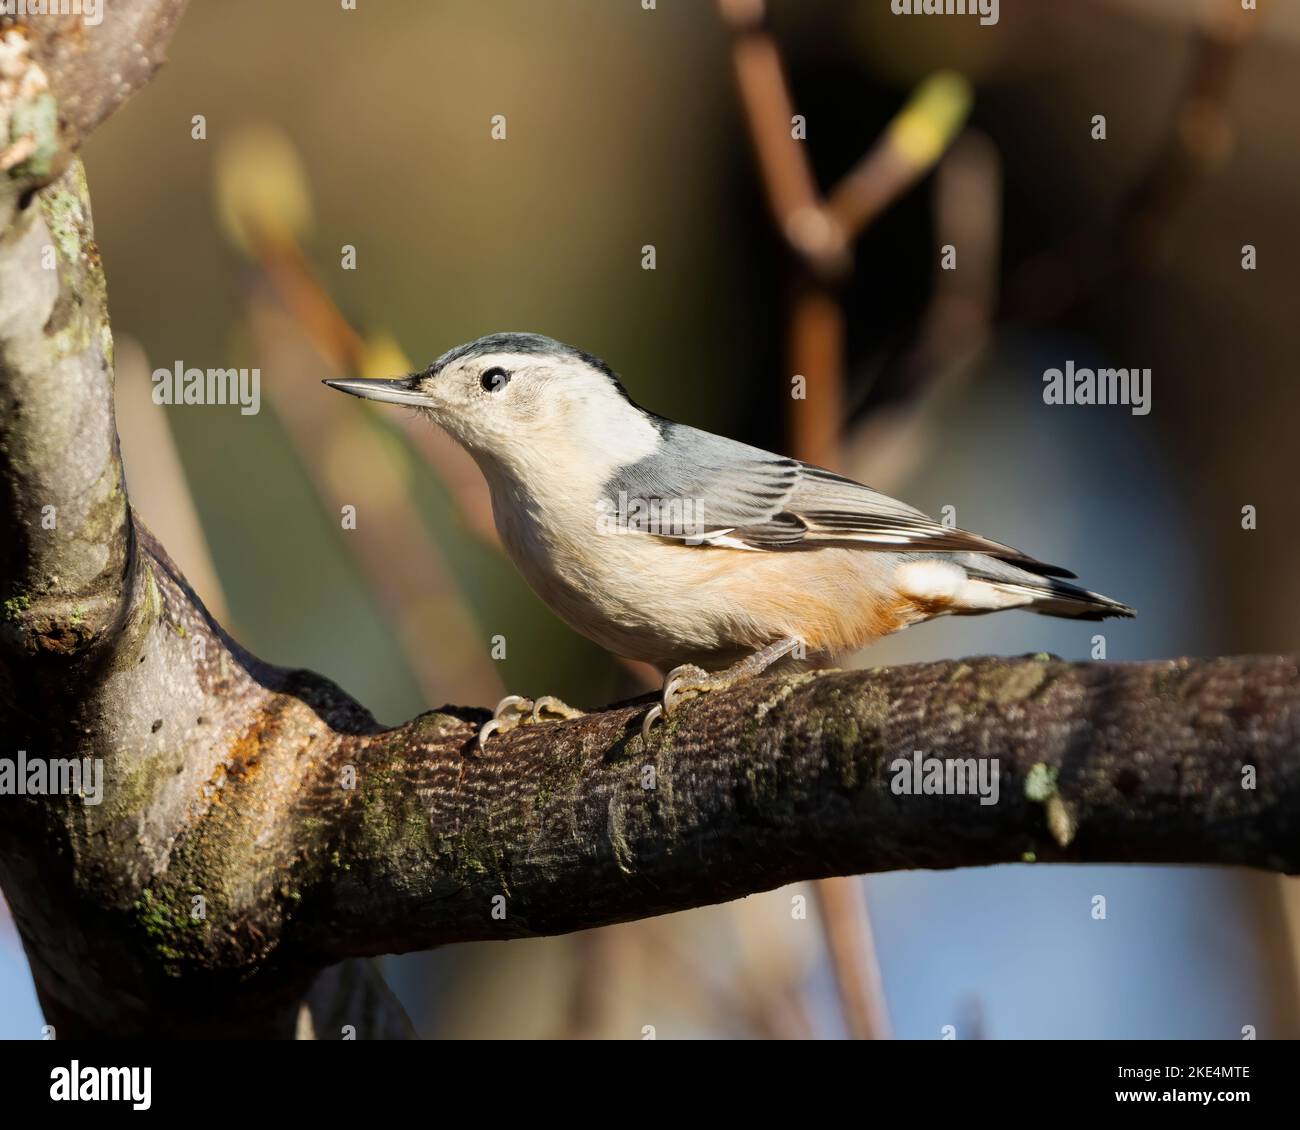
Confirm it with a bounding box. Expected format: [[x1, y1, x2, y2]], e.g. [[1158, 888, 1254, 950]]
[[600, 423, 1074, 577]]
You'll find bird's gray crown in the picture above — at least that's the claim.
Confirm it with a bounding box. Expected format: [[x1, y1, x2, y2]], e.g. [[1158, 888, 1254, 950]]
[[430, 332, 636, 404]]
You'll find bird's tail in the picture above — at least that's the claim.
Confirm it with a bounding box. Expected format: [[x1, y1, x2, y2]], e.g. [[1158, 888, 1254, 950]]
[[962, 558, 1136, 621]]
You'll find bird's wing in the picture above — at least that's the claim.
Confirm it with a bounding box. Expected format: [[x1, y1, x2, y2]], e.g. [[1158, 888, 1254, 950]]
[[602, 423, 1074, 577]]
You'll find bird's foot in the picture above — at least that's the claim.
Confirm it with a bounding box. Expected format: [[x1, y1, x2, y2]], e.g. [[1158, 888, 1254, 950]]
[[477, 694, 585, 749], [641, 636, 805, 741], [640, 664, 717, 741]]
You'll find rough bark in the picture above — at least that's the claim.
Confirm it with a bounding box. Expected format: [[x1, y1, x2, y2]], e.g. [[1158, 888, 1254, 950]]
[[1, 0, 1298, 1039], [1, 1, 187, 228]]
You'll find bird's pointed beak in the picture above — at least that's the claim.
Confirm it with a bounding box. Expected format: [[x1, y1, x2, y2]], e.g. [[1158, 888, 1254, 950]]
[[322, 374, 430, 407]]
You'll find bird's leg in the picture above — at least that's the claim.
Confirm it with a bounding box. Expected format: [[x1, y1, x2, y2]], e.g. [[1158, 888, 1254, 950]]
[[641, 636, 804, 740], [477, 693, 586, 748]]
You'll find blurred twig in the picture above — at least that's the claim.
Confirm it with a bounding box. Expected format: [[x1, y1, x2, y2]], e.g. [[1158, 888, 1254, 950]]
[[844, 130, 1001, 493], [640, 920, 814, 1040], [848, 0, 1249, 489], [557, 930, 622, 1039], [213, 123, 498, 549], [719, 0, 973, 1042], [825, 73, 977, 244], [250, 230, 500, 550], [250, 291, 503, 709], [813, 878, 891, 1040], [214, 124, 506, 706], [719, 0, 971, 471]]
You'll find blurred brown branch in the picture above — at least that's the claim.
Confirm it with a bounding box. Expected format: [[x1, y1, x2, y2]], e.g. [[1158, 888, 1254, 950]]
[[719, 0, 971, 470], [251, 291, 504, 709], [636, 920, 814, 1040], [718, 0, 975, 1040], [237, 204, 500, 551], [844, 129, 1001, 493], [813, 877, 891, 1040]]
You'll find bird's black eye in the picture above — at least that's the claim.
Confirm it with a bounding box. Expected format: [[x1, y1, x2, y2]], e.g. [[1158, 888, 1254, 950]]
[[480, 367, 511, 393]]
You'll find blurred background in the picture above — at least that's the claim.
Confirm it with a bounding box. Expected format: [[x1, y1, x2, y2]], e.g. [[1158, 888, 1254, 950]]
[[4, 0, 1300, 1038]]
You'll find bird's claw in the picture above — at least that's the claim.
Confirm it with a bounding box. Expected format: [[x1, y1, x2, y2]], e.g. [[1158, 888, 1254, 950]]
[[477, 695, 534, 748], [641, 663, 711, 742], [476, 693, 585, 750], [640, 703, 663, 743]]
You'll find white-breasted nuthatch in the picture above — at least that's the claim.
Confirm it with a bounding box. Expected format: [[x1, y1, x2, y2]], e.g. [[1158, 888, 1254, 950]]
[[326, 332, 1134, 744]]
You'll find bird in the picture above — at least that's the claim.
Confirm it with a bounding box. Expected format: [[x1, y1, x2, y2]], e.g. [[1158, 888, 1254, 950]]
[[325, 332, 1134, 745]]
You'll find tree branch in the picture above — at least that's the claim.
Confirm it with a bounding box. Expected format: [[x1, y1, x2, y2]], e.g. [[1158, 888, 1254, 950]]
[[1, 1, 187, 231], [294, 651, 1300, 966]]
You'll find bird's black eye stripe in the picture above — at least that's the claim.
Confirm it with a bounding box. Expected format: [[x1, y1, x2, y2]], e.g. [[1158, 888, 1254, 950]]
[[480, 366, 511, 393]]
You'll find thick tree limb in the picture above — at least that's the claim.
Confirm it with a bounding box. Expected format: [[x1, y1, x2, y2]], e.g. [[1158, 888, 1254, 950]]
[[299, 651, 1300, 958], [2, 0, 1298, 1039], [3, 0, 186, 146], [1, 1, 187, 236]]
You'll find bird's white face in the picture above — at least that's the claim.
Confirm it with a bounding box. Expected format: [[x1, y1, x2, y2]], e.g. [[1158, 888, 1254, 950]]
[[326, 339, 663, 486], [411, 350, 630, 460], [330, 340, 665, 483]]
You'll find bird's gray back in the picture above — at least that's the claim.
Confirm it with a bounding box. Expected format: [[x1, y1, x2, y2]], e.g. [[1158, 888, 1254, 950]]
[[600, 420, 1074, 572], [601, 422, 801, 534]]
